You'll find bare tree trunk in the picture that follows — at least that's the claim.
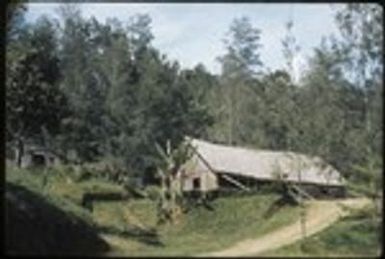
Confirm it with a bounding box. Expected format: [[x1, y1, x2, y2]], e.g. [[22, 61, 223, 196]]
[[170, 175, 177, 222], [363, 84, 371, 133], [228, 90, 233, 145], [158, 169, 168, 223], [15, 137, 24, 168], [169, 173, 183, 224]]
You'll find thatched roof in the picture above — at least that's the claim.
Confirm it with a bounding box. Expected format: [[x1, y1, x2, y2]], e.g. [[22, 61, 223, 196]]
[[188, 138, 345, 187]]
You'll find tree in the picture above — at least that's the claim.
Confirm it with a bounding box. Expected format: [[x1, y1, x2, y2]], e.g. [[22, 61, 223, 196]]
[[249, 70, 299, 150], [216, 16, 263, 145], [126, 14, 154, 55], [324, 4, 383, 180], [6, 16, 67, 166], [281, 19, 301, 82], [334, 4, 383, 136], [6, 0, 27, 43], [57, 5, 108, 162], [177, 64, 216, 140], [154, 139, 193, 224]]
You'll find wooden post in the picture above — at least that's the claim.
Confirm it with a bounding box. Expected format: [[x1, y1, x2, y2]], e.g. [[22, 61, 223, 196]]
[[300, 201, 307, 251]]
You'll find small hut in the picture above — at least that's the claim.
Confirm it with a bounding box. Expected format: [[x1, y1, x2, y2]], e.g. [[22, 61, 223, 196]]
[[178, 138, 345, 196], [19, 145, 60, 168]]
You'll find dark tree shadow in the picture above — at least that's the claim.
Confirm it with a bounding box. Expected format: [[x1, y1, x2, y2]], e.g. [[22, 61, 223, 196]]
[[6, 182, 110, 256], [263, 190, 298, 220], [96, 225, 164, 247]]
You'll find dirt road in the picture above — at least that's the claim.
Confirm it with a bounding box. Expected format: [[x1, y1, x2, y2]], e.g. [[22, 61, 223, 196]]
[[200, 198, 370, 257]]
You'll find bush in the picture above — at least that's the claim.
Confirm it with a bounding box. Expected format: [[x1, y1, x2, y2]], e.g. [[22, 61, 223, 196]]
[[145, 185, 161, 201]]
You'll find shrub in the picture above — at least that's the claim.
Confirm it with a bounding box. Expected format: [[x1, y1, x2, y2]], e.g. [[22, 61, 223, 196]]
[[146, 185, 161, 201]]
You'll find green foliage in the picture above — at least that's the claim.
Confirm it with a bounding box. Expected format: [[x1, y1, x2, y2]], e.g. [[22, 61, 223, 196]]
[[52, 7, 214, 177], [145, 185, 162, 201], [6, 0, 27, 42], [220, 16, 263, 76], [208, 7, 382, 197], [281, 20, 301, 78], [6, 16, 67, 142], [213, 16, 263, 145]]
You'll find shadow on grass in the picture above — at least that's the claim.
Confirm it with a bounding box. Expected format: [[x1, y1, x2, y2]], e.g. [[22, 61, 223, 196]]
[[6, 182, 110, 256], [263, 195, 297, 219], [96, 225, 164, 247]]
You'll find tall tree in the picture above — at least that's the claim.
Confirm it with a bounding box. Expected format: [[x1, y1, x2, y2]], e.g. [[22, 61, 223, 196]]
[[6, 0, 27, 43], [216, 16, 263, 145], [281, 20, 301, 83], [6, 16, 67, 166], [335, 4, 383, 136], [57, 5, 107, 162]]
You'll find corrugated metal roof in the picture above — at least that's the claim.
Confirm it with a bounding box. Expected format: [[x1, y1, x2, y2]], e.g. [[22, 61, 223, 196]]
[[189, 138, 345, 187]]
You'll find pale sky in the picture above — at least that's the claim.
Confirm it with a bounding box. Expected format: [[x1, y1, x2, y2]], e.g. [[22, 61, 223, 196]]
[[25, 3, 345, 76]]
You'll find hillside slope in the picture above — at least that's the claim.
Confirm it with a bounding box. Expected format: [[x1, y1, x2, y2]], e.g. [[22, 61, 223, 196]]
[[101, 194, 300, 256], [201, 198, 370, 257], [6, 182, 110, 256]]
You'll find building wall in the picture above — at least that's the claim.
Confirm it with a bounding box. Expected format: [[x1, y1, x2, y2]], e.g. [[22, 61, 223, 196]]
[[180, 155, 219, 192], [200, 170, 218, 191], [21, 154, 33, 168], [181, 170, 218, 192]]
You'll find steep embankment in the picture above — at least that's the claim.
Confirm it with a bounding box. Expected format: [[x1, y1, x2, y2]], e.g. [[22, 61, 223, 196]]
[[201, 198, 370, 257], [6, 182, 110, 256]]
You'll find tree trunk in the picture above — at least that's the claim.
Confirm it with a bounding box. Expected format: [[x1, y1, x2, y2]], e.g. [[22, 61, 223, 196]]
[[364, 91, 371, 136], [228, 86, 233, 145], [169, 173, 183, 224], [15, 137, 24, 168]]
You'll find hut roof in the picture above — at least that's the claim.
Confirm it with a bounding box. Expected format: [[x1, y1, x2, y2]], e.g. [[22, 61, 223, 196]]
[[188, 138, 345, 187]]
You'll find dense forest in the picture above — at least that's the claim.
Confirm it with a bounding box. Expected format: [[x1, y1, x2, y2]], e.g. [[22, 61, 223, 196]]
[[6, 2, 383, 198]]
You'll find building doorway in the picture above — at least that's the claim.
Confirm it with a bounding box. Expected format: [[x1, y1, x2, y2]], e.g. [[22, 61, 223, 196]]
[[193, 178, 200, 190]]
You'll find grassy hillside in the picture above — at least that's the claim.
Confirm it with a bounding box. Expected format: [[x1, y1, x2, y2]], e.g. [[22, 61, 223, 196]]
[[101, 194, 300, 256], [261, 204, 381, 257], [6, 165, 301, 256], [6, 182, 109, 255]]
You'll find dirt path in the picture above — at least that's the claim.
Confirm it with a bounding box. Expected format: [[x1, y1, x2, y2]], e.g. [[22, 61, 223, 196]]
[[200, 198, 370, 257]]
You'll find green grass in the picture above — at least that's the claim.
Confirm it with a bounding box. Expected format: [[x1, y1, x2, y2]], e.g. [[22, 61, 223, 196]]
[[6, 164, 96, 223], [6, 165, 302, 256], [7, 164, 126, 202], [48, 178, 126, 205], [6, 164, 125, 224], [262, 206, 381, 257], [92, 200, 157, 230], [102, 194, 300, 256]]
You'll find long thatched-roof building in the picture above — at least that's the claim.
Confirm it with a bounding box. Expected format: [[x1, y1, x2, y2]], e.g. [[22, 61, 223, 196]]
[[178, 138, 345, 196]]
